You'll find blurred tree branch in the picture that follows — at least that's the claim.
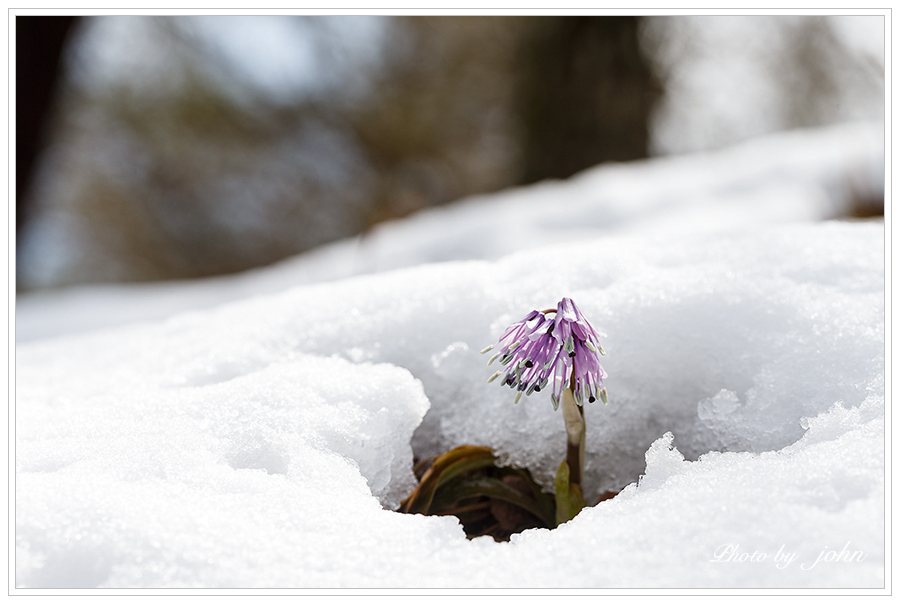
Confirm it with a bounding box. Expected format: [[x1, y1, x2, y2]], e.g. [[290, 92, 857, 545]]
[[16, 16, 79, 234]]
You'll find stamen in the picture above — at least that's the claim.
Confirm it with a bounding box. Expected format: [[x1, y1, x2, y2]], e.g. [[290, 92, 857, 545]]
[[480, 345, 493, 354], [487, 371, 502, 383], [488, 352, 501, 365], [514, 391, 523, 405]]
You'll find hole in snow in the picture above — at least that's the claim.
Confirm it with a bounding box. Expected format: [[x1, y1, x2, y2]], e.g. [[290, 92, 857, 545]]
[[396, 444, 620, 542]]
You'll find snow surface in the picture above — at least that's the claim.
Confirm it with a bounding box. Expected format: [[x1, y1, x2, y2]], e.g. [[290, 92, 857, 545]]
[[14, 123, 885, 589]]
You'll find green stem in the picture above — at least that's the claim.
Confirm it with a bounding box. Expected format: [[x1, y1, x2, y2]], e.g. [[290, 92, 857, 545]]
[[555, 385, 588, 525], [560, 386, 585, 488]]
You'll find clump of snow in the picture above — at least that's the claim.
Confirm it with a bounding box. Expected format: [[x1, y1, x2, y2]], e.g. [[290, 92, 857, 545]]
[[15, 216, 883, 587], [16, 352, 432, 588], [17, 351, 428, 511]]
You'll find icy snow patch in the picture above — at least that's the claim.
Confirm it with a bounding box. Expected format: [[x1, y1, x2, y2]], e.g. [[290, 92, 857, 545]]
[[16, 353, 431, 587]]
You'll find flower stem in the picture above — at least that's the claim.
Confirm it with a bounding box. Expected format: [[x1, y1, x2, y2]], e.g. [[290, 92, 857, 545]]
[[560, 386, 585, 488], [555, 385, 587, 524]]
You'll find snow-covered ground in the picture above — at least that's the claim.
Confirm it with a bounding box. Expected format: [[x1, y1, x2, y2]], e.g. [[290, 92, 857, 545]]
[[14, 122, 885, 589]]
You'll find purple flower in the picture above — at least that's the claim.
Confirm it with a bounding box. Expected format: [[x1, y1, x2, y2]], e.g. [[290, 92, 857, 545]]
[[482, 298, 607, 410]]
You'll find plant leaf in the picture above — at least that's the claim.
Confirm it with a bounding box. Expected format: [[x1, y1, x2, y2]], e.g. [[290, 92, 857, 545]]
[[435, 474, 556, 529], [400, 445, 498, 514]]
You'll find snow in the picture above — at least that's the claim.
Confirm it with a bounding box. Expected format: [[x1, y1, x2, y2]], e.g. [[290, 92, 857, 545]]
[[14, 122, 885, 589]]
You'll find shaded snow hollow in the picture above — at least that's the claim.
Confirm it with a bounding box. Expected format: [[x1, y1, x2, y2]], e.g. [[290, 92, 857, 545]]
[[16, 220, 884, 588]]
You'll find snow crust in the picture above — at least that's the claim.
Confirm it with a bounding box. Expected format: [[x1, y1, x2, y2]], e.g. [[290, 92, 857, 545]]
[[14, 123, 885, 589]]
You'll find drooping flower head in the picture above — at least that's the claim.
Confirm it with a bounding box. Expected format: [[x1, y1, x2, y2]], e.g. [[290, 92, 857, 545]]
[[482, 298, 608, 410]]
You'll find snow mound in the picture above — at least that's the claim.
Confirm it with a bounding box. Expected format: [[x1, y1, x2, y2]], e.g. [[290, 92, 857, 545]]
[[15, 220, 884, 588]]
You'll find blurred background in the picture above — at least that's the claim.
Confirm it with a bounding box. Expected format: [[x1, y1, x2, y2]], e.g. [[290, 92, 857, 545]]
[[16, 15, 885, 291]]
